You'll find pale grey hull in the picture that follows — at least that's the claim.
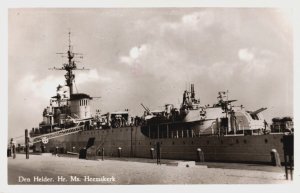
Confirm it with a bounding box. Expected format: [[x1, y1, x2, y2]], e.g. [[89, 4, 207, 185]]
[[45, 126, 285, 163]]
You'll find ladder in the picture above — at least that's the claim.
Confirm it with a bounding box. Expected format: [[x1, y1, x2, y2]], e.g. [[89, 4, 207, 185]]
[[30, 125, 84, 144]]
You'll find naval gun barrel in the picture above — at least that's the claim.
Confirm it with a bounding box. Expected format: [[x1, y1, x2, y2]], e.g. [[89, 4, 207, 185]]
[[250, 107, 267, 115], [141, 103, 151, 114]]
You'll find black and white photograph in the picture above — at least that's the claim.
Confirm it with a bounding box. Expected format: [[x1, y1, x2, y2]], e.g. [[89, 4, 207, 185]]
[[1, 0, 297, 191]]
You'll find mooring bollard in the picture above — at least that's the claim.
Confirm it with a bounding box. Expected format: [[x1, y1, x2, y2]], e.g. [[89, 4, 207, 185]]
[[25, 143, 29, 159], [150, 148, 155, 159], [79, 148, 87, 159], [156, 142, 161, 165], [270, 149, 281, 167], [102, 147, 105, 161], [55, 147, 59, 155], [118, 147, 122, 158], [197, 148, 205, 162]]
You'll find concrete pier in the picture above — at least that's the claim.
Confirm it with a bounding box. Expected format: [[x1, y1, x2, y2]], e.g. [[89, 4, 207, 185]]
[[8, 154, 289, 184]]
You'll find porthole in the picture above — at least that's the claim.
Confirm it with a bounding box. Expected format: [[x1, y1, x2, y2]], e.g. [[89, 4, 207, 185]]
[[221, 140, 223, 144], [243, 139, 247, 144], [236, 139, 239, 144], [160, 142, 163, 145], [172, 141, 175, 145], [191, 141, 194, 145], [280, 138, 283, 143], [183, 141, 185, 144], [264, 139, 268, 143]]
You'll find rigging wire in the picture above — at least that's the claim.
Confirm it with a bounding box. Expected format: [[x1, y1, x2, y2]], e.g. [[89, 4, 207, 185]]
[[74, 79, 78, 93], [11, 134, 25, 139]]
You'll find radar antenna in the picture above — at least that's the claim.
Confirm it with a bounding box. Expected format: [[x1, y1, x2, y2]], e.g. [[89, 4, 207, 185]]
[[49, 31, 89, 96]]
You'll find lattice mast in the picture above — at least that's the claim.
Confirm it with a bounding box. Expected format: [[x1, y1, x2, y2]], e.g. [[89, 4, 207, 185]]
[[50, 31, 88, 96]]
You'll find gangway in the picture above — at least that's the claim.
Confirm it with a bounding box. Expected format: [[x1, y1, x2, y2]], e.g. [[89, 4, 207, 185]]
[[29, 125, 84, 144]]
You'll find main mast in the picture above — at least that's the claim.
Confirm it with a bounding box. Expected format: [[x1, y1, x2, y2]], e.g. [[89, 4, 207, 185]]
[[50, 32, 88, 97]]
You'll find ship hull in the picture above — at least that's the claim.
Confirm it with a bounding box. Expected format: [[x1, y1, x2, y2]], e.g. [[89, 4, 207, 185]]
[[40, 126, 287, 164]]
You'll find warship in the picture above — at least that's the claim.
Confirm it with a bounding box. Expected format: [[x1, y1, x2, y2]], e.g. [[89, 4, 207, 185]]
[[26, 33, 293, 163]]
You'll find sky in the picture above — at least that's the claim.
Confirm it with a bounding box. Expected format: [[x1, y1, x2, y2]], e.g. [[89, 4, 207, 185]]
[[8, 8, 293, 140]]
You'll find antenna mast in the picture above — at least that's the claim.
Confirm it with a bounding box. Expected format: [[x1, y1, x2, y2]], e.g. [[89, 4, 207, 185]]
[[50, 31, 89, 96]]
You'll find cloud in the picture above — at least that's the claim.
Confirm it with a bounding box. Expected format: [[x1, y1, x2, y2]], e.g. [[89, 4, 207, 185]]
[[161, 10, 215, 33], [120, 44, 148, 66], [118, 10, 283, 88], [18, 69, 105, 100], [238, 48, 254, 62], [181, 11, 215, 28], [76, 69, 111, 84], [19, 74, 65, 100], [238, 48, 275, 76]]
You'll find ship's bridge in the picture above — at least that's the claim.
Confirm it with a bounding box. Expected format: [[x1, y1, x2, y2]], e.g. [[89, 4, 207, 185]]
[[69, 93, 92, 119]]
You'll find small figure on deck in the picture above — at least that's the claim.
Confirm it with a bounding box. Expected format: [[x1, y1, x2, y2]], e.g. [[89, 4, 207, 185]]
[[263, 120, 269, 134]]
